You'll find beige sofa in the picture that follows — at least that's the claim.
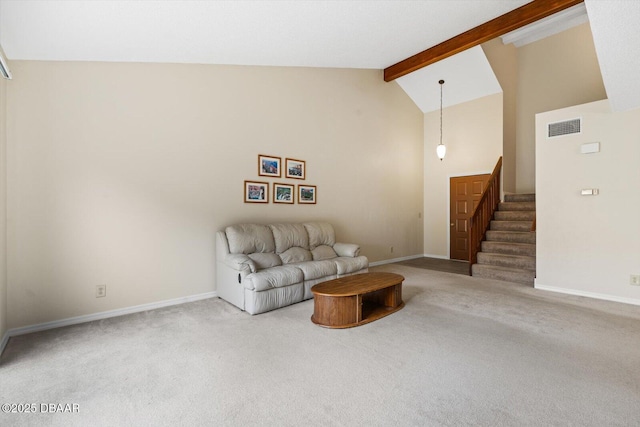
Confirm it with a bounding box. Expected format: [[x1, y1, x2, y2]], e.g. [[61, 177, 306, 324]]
[[216, 222, 369, 314]]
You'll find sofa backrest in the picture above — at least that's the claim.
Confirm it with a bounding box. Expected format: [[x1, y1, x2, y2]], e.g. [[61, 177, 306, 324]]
[[269, 223, 309, 253], [303, 222, 336, 249], [224, 222, 339, 268], [225, 224, 275, 254], [268, 223, 312, 264]]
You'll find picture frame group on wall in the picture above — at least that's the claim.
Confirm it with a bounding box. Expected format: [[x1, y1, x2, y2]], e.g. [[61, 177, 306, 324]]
[[245, 155, 315, 204]]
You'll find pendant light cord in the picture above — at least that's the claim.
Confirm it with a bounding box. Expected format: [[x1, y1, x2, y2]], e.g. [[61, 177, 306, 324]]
[[439, 80, 443, 147]]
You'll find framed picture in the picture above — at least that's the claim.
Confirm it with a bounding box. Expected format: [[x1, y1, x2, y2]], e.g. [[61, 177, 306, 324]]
[[273, 183, 294, 204], [258, 154, 281, 178], [244, 180, 269, 203], [285, 158, 306, 180], [298, 185, 316, 204]]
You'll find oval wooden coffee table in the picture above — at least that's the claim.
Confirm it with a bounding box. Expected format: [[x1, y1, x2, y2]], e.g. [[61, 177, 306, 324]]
[[310, 272, 405, 328]]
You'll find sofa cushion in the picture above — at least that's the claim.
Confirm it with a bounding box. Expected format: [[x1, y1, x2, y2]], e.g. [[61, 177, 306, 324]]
[[243, 265, 304, 292], [292, 260, 338, 280], [244, 284, 305, 315], [226, 224, 275, 254], [334, 256, 369, 275], [279, 247, 312, 264], [311, 245, 338, 261], [248, 253, 282, 270], [269, 223, 309, 253], [304, 222, 336, 249]]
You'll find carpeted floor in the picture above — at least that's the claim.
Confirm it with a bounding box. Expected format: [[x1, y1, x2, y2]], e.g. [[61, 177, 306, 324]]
[[1, 264, 640, 426]]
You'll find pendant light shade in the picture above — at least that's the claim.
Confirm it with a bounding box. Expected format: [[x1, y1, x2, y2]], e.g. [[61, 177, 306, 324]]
[[437, 79, 446, 161]]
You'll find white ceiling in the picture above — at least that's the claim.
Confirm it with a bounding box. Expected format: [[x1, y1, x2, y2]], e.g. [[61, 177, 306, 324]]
[[0, 0, 530, 68], [396, 47, 502, 113], [0, 0, 638, 112], [585, 0, 640, 112]]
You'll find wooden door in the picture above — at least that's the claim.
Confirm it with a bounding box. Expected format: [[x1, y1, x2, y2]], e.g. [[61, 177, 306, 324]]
[[450, 174, 491, 261]]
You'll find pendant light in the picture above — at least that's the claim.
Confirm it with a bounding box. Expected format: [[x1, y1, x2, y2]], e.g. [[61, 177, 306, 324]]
[[437, 79, 446, 160]]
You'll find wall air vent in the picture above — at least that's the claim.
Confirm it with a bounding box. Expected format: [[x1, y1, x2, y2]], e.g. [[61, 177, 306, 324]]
[[547, 118, 581, 138]]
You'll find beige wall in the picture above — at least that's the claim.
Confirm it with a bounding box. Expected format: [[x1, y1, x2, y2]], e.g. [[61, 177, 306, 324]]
[[535, 99, 640, 304], [6, 61, 424, 329], [423, 93, 503, 258], [482, 39, 517, 194], [516, 23, 606, 193], [0, 75, 6, 342]]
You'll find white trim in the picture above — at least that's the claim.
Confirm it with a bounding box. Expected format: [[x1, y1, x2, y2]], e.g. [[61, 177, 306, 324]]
[[534, 282, 640, 307], [423, 253, 449, 260], [369, 254, 423, 267], [5, 291, 217, 339]]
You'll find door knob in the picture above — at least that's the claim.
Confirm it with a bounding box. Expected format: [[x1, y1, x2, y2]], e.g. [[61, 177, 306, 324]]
[[450, 223, 455, 226]]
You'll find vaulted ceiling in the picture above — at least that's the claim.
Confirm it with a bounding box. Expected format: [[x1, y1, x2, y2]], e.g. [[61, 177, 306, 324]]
[[0, 1, 638, 112]]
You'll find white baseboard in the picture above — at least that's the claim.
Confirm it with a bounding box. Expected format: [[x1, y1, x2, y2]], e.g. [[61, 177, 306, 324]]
[[534, 282, 640, 307], [369, 254, 424, 267], [423, 253, 450, 260], [4, 291, 218, 341]]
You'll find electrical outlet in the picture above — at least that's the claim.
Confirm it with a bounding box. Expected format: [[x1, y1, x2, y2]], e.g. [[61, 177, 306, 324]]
[[96, 285, 106, 298], [631, 275, 640, 286]]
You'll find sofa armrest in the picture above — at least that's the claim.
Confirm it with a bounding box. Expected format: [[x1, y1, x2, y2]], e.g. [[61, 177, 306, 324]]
[[223, 254, 256, 273], [333, 242, 360, 258]]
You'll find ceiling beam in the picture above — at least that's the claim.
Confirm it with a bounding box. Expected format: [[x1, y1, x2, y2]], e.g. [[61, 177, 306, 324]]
[[384, 0, 584, 82]]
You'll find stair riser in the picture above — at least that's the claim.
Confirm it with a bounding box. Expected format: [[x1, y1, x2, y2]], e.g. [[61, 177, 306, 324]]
[[498, 202, 536, 211], [477, 253, 536, 270], [494, 211, 536, 221], [504, 193, 536, 203], [486, 231, 536, 244], [471, 264, 535, 286], [481, 241, 536, 257], [490, 221, 532, 232]]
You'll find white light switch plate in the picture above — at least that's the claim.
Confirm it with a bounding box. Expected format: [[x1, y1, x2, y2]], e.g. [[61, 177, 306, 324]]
[[580, 142, 600, 154]]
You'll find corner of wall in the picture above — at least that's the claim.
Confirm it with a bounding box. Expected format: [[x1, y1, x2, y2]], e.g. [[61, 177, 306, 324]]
[[481, 39, 517, 194], [0, 69, 7, 353], [516, 22, 606, 193]]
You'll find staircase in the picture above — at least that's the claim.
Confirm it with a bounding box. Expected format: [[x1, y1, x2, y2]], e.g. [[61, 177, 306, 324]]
[[471, 193, 536, 285]]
